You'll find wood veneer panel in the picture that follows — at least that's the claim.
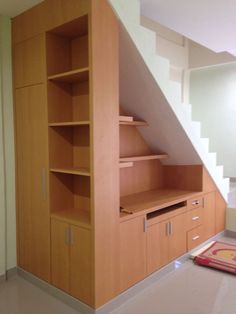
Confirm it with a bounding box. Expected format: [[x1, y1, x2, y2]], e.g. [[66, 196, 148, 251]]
[[14, 34, 46, 88], [120, 160, 164, 197], [215, 191, 226, 233], [70, 226, 92, 305], [15, 84, 50, 281], [12, 0, 90, 44], [91, 0, 119, 307], [163, 165, 203, 191], [51, 219, 70, 293]]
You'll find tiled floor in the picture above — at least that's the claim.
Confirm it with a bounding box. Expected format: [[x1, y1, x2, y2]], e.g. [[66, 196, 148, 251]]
[[1, 237, 236, 314]]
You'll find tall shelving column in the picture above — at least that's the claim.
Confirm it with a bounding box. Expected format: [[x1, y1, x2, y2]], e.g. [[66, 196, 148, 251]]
[[46, 15, 92, 304]]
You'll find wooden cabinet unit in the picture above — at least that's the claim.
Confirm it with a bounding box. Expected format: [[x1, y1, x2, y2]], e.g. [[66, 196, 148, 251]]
[[13, 0, 227, 310]]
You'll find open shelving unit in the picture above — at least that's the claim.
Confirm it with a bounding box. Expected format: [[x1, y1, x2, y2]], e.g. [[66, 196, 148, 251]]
[[46, 14, 91, 227]]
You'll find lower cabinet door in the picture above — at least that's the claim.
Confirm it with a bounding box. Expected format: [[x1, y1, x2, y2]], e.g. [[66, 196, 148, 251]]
[[147, 220, 169, 274], [70, 225, 92, 305], [51, 219, 70, 292], [168, 213, 187, 261], [120, 216, 147, 292]]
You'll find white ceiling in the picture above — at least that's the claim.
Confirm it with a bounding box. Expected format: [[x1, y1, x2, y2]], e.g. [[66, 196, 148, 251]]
[[1, 0, 236, 54], [0, 0, 43, 17], [141, 0, 236, 54]]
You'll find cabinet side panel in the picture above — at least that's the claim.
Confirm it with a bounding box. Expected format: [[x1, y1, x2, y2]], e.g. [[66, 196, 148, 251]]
[[215, 191, 226, 233], [90, 0, 120, 308]]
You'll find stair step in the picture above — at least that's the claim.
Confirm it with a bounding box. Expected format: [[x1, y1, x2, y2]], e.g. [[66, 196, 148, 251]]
[[191, 121, 201, 137], [200, 138, 209, 152]]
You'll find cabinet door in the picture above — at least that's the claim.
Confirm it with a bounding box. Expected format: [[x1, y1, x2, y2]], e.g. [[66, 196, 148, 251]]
[[51, 219, 70, 292], [202, 192, 216, 240], [120, 216, 147, 292], [215, 191, 226, 233], [15, 85, 50, 281], [147, 220, 169, 274], [70, 226, 92, 305], [168, 213, 187, 261]]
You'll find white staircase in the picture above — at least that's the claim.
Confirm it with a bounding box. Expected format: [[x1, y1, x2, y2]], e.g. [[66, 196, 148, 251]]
[[109, 0, 229, 201]]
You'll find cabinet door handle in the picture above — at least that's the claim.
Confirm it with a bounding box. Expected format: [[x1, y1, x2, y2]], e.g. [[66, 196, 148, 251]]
[[192, 235, 200, 241], [166, 222, 169, 236], [192, 216, 200, 221], [169, 221, 173, 236], [41, 168, 47, 201], [143, 217, 147, 233], [65, 227, 70, 245], [70, 227, 74, 245], [192, 200, 199, 205]]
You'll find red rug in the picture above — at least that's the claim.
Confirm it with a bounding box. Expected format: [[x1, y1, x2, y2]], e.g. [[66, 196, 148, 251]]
[[194, 241, 236, 274]]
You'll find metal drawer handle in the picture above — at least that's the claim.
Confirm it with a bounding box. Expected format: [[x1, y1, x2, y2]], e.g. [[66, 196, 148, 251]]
[[192, 216, 200, 221], [192, 200, 200, 205], [192, 235, 200, 241], [65, 227, 70, 245], [143, 217, 147, 233]]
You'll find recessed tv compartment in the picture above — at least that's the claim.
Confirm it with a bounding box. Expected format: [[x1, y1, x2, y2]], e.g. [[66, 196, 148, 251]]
[[147, 201, 186, 220]]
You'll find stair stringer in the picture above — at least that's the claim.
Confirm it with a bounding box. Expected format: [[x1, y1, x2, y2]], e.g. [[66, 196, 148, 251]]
[[109, 0, 229, 201]]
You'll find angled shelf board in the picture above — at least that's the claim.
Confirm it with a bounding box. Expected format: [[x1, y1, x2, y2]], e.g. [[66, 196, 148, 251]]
[[50, 167, 90, 176], [120, 154, 168, 162], [49, 121, 90, 127], [48, 67, 89, 83], [51, 208, 91, 230]]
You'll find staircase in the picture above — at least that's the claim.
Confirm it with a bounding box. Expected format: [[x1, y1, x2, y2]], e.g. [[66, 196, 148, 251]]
[[109, 0, 229, 201]]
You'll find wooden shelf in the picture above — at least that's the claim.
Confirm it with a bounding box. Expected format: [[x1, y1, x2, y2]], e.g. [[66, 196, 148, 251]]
[[120, 189, 200, 217], [119, 162, 134, 168], [51, 208, 91, 229], [48, 67, 89, 83], [50, 167, 90, 176], [120, 154, 168, 163], [49, 121, 90, 127], [119, 115, 147, 126], [119, 115, 133, 122]]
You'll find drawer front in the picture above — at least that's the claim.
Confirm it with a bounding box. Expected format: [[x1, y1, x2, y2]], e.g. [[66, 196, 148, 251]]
[[187, 226, 203, 251], [187, 207, 203, 231], [187, 196, 204, 210]]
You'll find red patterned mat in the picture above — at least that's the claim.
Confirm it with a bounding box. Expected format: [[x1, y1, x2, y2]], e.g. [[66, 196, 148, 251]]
[[194, 241, 236, 274]]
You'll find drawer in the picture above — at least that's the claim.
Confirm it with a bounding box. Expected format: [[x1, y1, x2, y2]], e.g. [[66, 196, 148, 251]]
[[187, 196, 204, 210], [187, 226, 203, 251], [187, 207, 203, 231]]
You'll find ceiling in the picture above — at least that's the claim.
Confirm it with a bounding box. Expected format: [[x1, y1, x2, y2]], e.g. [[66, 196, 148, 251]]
[[0, 0, 43, 17], [1, 0, 236, 55], [141, 0, 236, 55]]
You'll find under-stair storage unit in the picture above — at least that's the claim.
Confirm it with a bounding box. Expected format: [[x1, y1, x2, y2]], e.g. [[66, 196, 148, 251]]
[[13, 0, 227, 310], [13, 0, 119, 309]]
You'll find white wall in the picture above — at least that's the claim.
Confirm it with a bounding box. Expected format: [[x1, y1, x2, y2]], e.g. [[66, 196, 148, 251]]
[[141, 16, 189, 103], [0, 16, 16, 276], [189, 40, 236, 69], [190, 63, 236, 178]]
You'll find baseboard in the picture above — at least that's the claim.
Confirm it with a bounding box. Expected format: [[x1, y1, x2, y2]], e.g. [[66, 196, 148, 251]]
[[17, 231, 225, 314], [17, 268, 94, 314], [0, 267, 17, 283], [224, 229, 236, 238]]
